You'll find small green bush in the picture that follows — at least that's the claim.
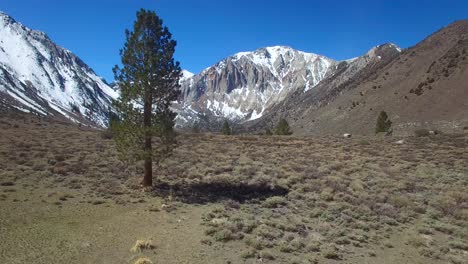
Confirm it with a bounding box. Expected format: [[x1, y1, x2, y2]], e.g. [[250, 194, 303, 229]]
[[213, 229, 234, 242], [240, 249, 256, 259], [323, 246, 342, 260], [449, 241, 468, 251], [262, 196, 287, 208]]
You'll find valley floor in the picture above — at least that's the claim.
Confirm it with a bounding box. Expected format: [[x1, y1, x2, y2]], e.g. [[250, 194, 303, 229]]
[[0, 112, 467, 264]]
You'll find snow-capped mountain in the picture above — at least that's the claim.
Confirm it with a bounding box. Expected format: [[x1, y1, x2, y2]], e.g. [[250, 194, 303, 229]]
[[0, 11, 117, 126], [0, 10, 406, 132], [243, 43, 403, 134], [175, 46, 337, 127]]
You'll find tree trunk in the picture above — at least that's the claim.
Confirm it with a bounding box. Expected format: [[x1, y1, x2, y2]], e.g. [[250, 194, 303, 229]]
[[143, 136, 152, 187], [142, 95, 153, 187]]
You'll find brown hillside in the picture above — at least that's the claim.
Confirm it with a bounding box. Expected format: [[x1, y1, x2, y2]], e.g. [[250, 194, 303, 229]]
[[248, 20, 468, 136]]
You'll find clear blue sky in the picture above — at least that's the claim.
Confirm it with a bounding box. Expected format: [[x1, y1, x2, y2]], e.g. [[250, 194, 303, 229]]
[[2, 0, 467, 81]]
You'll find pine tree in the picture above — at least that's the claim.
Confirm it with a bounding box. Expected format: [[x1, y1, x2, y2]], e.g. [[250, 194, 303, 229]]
[[275, 118, 292, 135], [375, 111, 392, 134], [112, 9, 181, 187], [221, 120, 231, 135], [265, 128, 273, 136], [191, 121, 200, 133]]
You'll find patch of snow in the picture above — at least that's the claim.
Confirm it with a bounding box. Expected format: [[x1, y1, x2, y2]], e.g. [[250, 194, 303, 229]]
[[181, 69, 194, 80], [344, 57, 358, 63], [304, 80, 312, 92], [389, 43, 402, 52], [206, 99, 247, 118], [249, 107, 264, 121], [6, 89, 47, 115]]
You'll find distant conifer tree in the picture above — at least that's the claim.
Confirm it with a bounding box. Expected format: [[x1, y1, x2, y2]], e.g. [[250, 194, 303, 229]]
[[375, 111, 392, 134], [275, 118, 292, 135], [221, 120, 232, 135], [192, 121, 200, 133], [265, 128, 273, 135]]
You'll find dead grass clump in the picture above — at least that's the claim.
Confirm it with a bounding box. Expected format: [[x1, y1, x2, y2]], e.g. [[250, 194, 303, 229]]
[[259, 250, 275, 260], [306, 241, 321, 252], [323, 245, 342, 260], [58, 193, 74, 201], [320, 188, 334, 201], [52, 163, 69, 176], [134, 257, 153, 264], [325, 175, 348, 192], [130, 240, 155, 253], [407, 235, 427, 248], [90, 199, 106, 205]]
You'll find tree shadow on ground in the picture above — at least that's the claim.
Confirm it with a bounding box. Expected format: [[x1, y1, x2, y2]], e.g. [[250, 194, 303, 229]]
[[152, 181, 289, 204]]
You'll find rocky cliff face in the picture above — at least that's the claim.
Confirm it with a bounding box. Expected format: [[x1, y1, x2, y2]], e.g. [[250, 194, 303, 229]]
[[175, 46, 337, 128], [0, 12, 117, 126]]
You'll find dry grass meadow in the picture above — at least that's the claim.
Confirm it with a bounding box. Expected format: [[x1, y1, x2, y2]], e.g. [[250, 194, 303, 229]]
[[0, 112, 467, 264]]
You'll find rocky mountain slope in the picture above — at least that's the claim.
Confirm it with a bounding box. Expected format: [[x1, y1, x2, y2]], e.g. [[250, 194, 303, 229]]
[[0, 12, 117, 126], [246, 20, 468, 136], [175, 46, 337, 128]]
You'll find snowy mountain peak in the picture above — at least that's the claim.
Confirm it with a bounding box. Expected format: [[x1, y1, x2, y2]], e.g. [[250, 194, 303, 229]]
[[0, 12, 117, 126], [234, 45, 295, 58], [0, 11, 17, 27], [175, 46, 338, 127], [0, 11, 11, 19], [365, 43, 402, 58], [232, 45, 328, 65]]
